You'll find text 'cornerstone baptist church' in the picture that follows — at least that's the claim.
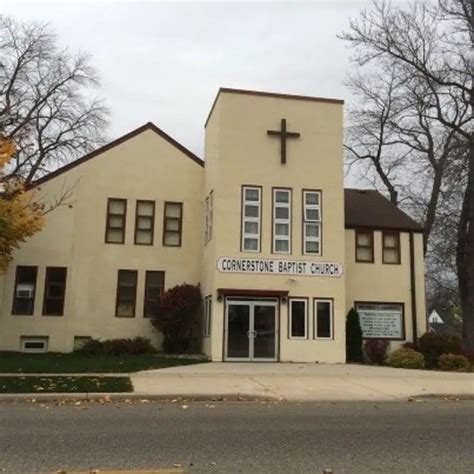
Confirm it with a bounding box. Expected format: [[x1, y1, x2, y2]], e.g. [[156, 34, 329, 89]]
[[0, 88, 427, 362]]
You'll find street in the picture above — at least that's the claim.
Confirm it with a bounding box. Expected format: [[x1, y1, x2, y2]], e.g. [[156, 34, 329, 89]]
[[0, 400, 473, 473]]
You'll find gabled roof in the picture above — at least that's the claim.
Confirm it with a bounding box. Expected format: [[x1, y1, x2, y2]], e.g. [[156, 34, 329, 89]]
[[205, 87, 344, 128], [344, 188, 423, 232], [32, 122, 203, 187]]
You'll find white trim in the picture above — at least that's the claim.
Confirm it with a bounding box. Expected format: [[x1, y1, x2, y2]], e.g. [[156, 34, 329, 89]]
[[314, 299, 333, 339], [241, 186, 261, 252], [273, 188, 292, 254], [288, 298, 307, 339], [303, 190, 321, 256]]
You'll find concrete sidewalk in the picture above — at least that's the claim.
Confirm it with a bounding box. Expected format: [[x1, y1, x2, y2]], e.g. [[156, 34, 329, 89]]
[[131, 362, 474, 401]]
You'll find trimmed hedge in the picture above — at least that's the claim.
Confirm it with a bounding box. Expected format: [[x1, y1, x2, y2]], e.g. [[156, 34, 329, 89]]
[[387, 348, 425, 370], [75, 337, 155, 355], [437, 353, 470, 372]]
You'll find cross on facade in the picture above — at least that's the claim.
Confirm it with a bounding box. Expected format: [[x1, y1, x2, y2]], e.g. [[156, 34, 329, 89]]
[[267, 118, 301, 165]]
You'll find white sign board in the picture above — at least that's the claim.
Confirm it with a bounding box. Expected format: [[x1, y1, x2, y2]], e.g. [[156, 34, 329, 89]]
[[356, 303, 404, 339], [217, 257, 343, 278]]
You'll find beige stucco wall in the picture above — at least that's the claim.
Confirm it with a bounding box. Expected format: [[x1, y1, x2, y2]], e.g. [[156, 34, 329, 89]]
[[0, 90, 427, 363], [0, 128, 204, 352], [203, 91, 347, 363], [345, 229, 427, 351]]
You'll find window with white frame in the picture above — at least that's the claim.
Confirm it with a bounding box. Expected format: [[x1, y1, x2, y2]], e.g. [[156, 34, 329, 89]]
[[205, 191, 213, 244], [314, 299, 333, 339], [303, 190, 322, 255], [289, 298, 307, 339], [203, 295, 212, 337], [273, 188, 291, 253], [241, 186, 261, 252], [20, 336, 49, 353]]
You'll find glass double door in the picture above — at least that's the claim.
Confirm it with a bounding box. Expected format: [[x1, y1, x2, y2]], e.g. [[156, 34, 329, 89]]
[[225, 299, 278, 361]]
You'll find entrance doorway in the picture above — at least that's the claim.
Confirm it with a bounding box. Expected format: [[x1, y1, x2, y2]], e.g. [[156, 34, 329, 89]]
[[225, 299, 279, 361]]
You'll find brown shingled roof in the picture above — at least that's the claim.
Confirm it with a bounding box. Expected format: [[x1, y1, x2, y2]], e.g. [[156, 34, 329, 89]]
[[344, 189, 423, 232]]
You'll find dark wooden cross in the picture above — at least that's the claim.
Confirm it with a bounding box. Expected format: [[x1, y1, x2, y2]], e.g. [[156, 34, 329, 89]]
[[267, 118, 301, 165]]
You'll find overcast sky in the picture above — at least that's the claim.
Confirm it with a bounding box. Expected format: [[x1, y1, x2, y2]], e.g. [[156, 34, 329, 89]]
[[4, 0, 393, 158]]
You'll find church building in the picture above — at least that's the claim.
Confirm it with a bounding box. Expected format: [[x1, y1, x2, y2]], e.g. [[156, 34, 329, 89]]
[[0, 88, 426, 362]]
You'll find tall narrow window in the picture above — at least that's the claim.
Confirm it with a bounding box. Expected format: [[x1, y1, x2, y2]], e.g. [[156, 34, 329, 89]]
[[355, 230, 374, 263], [105, 198, 127, 244], [205, 191, 214, 244], [241, 186, 261, 252], [12, 266, 37, 315], [203, 295, 212, 337], [144, 271, 165, 318], [303, 190, 321, 255], [135, 200, 155, 245], [115, 270, 137, 317], [273, 188, 291, 253], [383, 231, 401, 264], [43, 267, 67, 316], [289, 298, 307, 339], [163, 202, 183, 247], [314, 299, 333, 339]]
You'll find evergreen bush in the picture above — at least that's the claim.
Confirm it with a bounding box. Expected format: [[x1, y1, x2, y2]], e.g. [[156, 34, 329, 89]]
[[346, 308, 363, 362]]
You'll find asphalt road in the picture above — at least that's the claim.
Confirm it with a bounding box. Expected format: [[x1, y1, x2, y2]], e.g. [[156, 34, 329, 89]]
[[0, 399, 473, 473]]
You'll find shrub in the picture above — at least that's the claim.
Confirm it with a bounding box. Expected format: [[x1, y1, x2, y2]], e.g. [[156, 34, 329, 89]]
[[151, 283, 202, 354], [75, 338, 104, 355], [74, 337, 154, 355], [127, 337, 155, 355], [438, 353, 470, 372], [346, 308, 363, 362], [364, 339, 389, 365], [418, 332, 462, 368], [387, 348, 425, 370]]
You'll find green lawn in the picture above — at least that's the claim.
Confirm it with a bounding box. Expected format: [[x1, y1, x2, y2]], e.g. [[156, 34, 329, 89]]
[[0, 376, 133, 394], [0, 352, 207, 374]]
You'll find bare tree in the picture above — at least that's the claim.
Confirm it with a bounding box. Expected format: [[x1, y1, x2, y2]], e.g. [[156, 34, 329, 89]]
[[0, 15, 109, 183], [340, 0, 474, 353]]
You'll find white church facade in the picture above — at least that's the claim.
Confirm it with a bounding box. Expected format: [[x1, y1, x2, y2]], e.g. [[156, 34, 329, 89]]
[[0, 88, 427, 362]]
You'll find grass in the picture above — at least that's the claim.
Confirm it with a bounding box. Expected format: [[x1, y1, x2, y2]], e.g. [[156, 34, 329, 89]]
[[0, 376, 133, 394], [0, 352, 207, 374]]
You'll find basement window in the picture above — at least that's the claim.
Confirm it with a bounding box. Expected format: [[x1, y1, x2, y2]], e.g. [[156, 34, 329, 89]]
[[20, 336, 49, 353]]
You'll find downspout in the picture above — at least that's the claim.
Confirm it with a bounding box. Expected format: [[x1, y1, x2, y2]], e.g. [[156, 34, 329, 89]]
[[409, 231, 418, 346]]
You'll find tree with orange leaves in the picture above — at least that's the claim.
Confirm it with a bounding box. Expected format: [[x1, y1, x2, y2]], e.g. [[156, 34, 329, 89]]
[[0, 138, 44, 273]]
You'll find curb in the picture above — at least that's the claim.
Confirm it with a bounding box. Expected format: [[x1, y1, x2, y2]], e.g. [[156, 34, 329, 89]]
[[0, 392, 280, 403]]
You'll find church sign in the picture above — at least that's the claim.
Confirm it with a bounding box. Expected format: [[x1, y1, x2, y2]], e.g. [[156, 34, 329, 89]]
[[356, 303, 404, 340], [217, 257, 343, 277]]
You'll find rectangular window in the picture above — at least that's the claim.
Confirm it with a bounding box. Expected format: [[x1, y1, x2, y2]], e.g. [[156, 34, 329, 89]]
[[355, 230, 374, 263], [134, 200, 155, 245], [12, 266, 38, 315], [163, 202, 183, 247], [144, 271, 165, 318], [20, 336, 49, 353], [289, 298, 307, 339], [241, 186, 261, 252], [204, 295, 212, 337], [273, 188, 291, 253], [303, 190, 322, 255], [205, 191, 214, 244], [105, 198, 127, 244], [383, 231, 401, 264], [115, 270, 137, 317], [42, 267, 67, 316], [314, 299, 333, 339]]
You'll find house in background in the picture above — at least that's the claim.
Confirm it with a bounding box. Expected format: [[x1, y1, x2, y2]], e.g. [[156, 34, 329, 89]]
[[0, 88, 427, 361]]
